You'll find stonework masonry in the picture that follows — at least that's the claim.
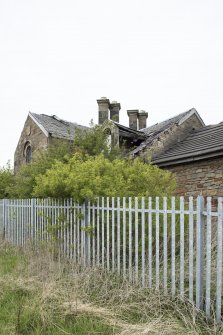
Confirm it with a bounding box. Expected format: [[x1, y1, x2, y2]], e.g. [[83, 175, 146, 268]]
[[165, 157, 223, 198], [14, 116, 48, 173], [127, 110, 138, 130], [109, 101, 121, 123], [144, 113, 204, 161], [97, 98, 110, 125]]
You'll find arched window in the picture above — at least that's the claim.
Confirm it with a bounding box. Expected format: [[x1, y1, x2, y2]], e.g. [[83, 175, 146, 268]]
[[26, 146, 32, 163], [24, 142, 32, 163]]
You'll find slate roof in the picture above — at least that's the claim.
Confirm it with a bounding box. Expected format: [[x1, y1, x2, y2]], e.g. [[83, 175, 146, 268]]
[[130, 108, 203, 155], [30, 113, 88, 140], [153, 122, 223, 166]]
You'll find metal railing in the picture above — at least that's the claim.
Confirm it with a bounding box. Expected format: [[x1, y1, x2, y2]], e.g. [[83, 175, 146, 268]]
[[0, 196, 222, 323]]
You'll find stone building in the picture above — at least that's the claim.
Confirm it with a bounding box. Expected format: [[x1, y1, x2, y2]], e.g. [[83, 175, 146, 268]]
[[14, 113, 88, 173], [125, 108, 223, 198], [151, 123, 223, 198], [14, 97, 223, 197]]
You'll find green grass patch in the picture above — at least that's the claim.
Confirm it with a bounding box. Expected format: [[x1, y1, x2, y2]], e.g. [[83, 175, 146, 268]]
[[0, 284, 116, 335], [0, 248, 18, 275]]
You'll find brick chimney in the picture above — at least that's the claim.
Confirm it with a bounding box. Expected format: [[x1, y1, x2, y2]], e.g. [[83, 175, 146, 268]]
[[138, 110, 148, 129], [109, 101, 121, 123], [127, 110, 139, 130], [97, 97, 110, 124]]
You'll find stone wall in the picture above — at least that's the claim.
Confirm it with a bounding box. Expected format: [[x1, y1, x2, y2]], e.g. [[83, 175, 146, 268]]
[[14, 115, 48, 173], [165, 157, 223, 198], [102, 121, 120, 147]]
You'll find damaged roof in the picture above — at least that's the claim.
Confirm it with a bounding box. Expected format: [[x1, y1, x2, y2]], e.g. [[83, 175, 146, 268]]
[[129, 108, 204, 155], [113, 122, 147, 140], [29, 108, 209, 165], [153, 122, 223, 166], [29, 112, 88, 140]]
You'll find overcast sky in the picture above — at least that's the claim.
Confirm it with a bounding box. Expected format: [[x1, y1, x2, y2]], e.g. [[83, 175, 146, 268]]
[[0, 0, 223, 167]]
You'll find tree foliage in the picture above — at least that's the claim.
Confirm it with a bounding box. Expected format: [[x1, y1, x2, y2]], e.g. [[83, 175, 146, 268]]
[[7, 141, 74, 199], [4, 123, 176, 200], [33, 153, 176, 202], [7, 123, 120, 198], [0, 163, 14, 199], [72, 122, 123, 159]]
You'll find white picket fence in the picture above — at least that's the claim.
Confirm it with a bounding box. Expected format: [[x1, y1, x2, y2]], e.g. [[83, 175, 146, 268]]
[[0, 196, 222, 323]]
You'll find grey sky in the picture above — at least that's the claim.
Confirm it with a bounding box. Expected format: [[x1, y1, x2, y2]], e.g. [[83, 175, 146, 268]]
[[0, 0, 223, 167]]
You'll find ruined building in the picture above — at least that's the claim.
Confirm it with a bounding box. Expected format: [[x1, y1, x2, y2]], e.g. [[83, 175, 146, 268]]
[[14, 97, 223, 197]]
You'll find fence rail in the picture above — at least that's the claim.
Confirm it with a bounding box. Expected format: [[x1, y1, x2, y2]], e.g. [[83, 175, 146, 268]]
[[0, 196, 222, 323]]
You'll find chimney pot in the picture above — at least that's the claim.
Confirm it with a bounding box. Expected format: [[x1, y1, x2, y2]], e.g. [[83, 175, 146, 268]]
[[109, 101, 121, 123], [97, 97, 110, 124], [138, 110, 148, 129], [127, 110, 139, 130]]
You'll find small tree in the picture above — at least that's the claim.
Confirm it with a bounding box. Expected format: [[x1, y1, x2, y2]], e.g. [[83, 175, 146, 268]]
[[0, 163, 14, 199]]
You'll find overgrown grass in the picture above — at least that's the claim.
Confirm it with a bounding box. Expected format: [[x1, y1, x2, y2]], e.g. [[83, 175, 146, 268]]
[[0, 248, 19, 275], [0, 243, 116, 335], [0, 241, 221, 335]]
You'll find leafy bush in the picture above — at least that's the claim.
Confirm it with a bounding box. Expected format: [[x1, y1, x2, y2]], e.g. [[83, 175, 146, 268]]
[[33, 153, 176, 201], [0, 163, 14, 199], [8, 123, 124, 199]]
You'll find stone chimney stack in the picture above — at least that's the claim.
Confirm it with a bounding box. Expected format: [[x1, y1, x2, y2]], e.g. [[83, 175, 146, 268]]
[[127, 110, 139, 130], [97, 97, 110, 124], [109, 101, 121, 123], [138, 110, 148, 130]]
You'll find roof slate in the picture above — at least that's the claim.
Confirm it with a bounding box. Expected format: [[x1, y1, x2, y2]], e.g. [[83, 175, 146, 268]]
[[153, 122, 223, 166], [30, 113, 89, 140], [141, 110, 192, 135], [130, 109, 197, 155]]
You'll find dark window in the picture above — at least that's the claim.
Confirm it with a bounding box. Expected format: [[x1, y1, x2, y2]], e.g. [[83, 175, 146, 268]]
[[25, 145, 32, 163]]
